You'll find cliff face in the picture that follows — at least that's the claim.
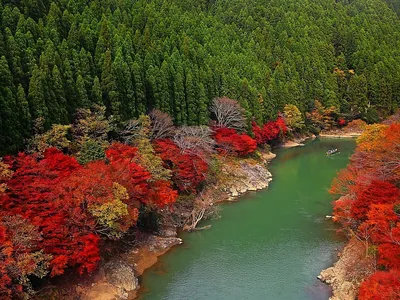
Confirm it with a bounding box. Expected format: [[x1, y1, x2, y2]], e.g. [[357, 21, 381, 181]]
[[318, 237, 375, 300]]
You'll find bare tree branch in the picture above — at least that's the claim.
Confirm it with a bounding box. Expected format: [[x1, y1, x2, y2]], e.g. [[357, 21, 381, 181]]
[[149, 109, 175, 140], [173, 126, 215, 161], [210, 97, 247, 130], [182, 191, 220, 231], [120, 119, 142, 144]]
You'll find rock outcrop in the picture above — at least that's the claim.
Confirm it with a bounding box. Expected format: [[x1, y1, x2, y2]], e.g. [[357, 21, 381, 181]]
[[82, 259, 138, 300], [104, 260, 139, 293], [318, 237, 375, 300], [222, 158, 274, 200], [158, 226, 178, 237], [147, 235, 183, 252]]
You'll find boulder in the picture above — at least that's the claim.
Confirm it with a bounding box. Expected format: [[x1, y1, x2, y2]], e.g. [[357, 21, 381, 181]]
[[238, 185, 247, 194], [148, 236, 183, 252], [247, 184, 257, 191], [229, 187, 239, 197], [255, 181, 268, 190], [158, 226, 177, 237], [103, 260, 139, 292], [82, 282, 125, 300]]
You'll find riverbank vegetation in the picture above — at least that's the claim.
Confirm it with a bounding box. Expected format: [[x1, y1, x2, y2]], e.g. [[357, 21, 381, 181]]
[[0, 91, 369, 298], [1, 0, 400, 154], [1, 0, 400, 298], [330, 112, 400, 299], [0, 97, 290, 299]]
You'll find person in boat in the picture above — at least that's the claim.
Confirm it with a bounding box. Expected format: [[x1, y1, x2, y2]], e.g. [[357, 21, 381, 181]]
[[326, 148, 338, 155]]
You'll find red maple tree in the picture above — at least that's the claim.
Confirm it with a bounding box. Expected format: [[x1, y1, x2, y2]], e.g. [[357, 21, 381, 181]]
[[359, 270, 400, 300], [153, 139, 209, 193], [213, 127, 257, 156]]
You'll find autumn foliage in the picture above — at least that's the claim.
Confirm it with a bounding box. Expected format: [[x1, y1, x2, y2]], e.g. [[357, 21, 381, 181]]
[[0, 99, 288, 298], [252, 117, 287, 146], [330, 122, 400, 298], [153, 139, 209, 193], [306, 100, 339, 131], [337, 118, 347, 127], [1, 149, 100, 276], [358, 270, 400, 300], [344, 119, 368, 132], [213, 127, 257, 156], [351, 180, 400, 221], [105, 142, 177, 208], [0, 144, 178, 296], [0, 216, 51, 299]]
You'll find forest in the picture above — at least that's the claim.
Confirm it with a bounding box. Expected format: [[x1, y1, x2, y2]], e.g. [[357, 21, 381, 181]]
[[330, 114, 400, 299], [1, 0, 400, 154], [1, 0, 400, 298]]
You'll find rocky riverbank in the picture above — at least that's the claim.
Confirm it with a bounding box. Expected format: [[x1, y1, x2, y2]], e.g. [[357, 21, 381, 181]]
[[279, 133, 316, 148], [318, 237, 375, 300], [319, 128, 363, 139], [317, 129, 371, 300], [79, 150, 277, 300], [319, 133, 362, 138], [220, 152, 274, 201], [80, 235, 183, 300]]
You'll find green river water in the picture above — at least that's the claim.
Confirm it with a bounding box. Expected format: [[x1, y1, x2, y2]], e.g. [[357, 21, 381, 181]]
[[138, 138, 355, 300]]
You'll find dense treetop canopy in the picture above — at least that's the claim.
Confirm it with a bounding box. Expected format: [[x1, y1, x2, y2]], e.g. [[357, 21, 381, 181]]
[[1, 0, 400, 153]]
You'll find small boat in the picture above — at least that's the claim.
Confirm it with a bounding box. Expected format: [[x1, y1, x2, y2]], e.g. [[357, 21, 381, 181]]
[[326, 148, 339, 155]]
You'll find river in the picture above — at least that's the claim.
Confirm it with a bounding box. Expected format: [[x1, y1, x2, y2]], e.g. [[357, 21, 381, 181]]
[[137, 138, 355, 300]]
